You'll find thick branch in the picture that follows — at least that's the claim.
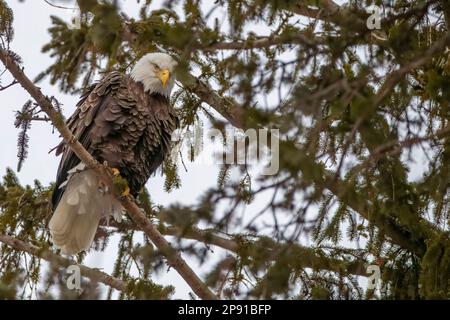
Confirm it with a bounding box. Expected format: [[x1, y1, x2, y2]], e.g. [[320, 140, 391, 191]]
[[289, 0, 367, 31], [0, 233, 128, 292], [374, 32, 450, 106], [200, 33, 322, 51], [0, 48, 218, 300], [182, 74, 244, 129], [203, 37, 287, 51]]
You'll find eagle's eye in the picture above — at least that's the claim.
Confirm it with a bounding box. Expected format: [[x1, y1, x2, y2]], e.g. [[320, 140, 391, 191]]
[[151, 62, 160, 70]]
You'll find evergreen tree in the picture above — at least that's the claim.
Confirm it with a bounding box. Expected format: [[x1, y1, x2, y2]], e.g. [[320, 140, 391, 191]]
[[0, 0, 449, 299]]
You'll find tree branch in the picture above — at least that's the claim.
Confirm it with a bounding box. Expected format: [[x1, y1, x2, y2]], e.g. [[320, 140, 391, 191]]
[[373, 32, 450, 106], [164, 226, 370, 277], [0, 47, 218, 300], [199, 33, 322, 51], [122, 24, 243, 129], [0, 79, 17, 91], [349, 32, 450, 252], [289, 0, 366, 30], [354, 123, 450, 173], [121, 22, 438, 257], [0, 233, 128, 292]]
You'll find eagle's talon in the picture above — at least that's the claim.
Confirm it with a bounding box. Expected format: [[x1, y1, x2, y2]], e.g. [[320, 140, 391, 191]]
[[122, 185, 130, 197], [111, 168, 121, 176]]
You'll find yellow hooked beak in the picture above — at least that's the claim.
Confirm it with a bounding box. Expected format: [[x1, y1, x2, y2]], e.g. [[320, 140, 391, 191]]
[[157, 69, 170, 88]]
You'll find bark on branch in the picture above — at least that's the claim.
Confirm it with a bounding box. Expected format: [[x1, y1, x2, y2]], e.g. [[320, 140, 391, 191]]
[[199, 33, 323, 51]]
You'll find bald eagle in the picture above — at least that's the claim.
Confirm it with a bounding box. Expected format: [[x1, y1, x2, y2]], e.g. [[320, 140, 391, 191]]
[[49, 53, 179, 255]]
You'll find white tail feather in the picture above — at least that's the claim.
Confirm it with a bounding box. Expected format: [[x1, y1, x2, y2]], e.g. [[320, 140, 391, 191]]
[[49, 169, 123, 255]]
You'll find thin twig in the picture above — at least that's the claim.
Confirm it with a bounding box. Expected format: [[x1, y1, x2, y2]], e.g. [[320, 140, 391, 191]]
[[0, 79, 17, 91], [42, 0, 78, 10]]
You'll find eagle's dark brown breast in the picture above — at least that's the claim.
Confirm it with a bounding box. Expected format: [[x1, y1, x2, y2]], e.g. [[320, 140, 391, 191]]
[[52, 72, 179, 208]]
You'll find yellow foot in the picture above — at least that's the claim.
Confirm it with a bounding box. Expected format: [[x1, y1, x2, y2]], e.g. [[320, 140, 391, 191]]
[[111, 168, 130, 197], [112, 168, 121, 176], [122, 185, 130, 197]]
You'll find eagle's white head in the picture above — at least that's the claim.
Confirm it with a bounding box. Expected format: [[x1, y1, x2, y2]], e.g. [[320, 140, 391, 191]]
[[131, 52, 177, 97]]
